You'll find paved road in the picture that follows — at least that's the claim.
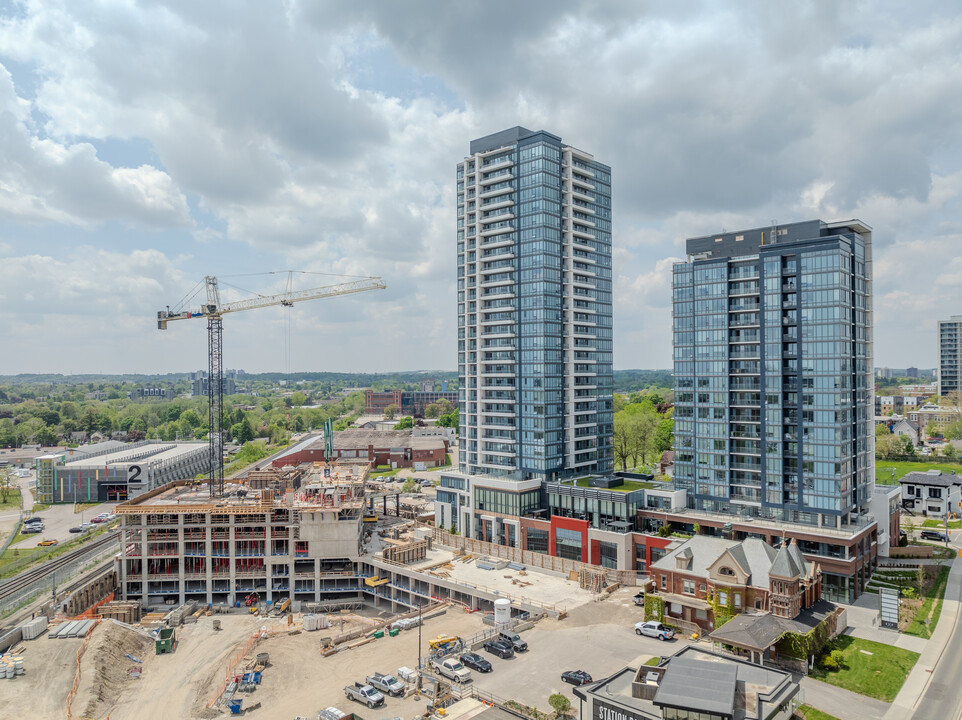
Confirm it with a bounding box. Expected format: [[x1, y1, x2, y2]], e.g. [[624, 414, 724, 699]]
[[471, 621, 675, 710]]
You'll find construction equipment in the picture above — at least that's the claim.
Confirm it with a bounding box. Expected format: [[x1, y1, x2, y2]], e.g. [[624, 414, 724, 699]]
[[428, 635, 463, 656], [245, 593, 258, 607], [158, 272, 386, 497]]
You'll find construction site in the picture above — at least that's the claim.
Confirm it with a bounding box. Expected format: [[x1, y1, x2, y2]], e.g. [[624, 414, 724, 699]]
[[0, 456, 645, 720]]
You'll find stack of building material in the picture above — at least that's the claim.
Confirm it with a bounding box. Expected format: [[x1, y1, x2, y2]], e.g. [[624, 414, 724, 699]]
[[0, 654, 24, 678], [166, 602, 197, 626], [97, 601, 142, 625], [19, 617, 48, 641]]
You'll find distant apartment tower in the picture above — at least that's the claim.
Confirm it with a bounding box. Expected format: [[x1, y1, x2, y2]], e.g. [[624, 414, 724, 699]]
[[937, 316, 962, 396], [672, 219, 873, 529], [190, 370, 236, 398], [457, 127, 613, 481]]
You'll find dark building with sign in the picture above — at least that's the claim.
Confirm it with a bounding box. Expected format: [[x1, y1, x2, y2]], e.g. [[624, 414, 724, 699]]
[[575, 646, 799, 720]]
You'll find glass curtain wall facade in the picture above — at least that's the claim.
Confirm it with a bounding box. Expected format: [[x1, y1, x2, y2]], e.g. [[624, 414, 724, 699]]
[[937, 315, 962, 396], [457, 127, 613, 482], [672, 220, 873, 528]]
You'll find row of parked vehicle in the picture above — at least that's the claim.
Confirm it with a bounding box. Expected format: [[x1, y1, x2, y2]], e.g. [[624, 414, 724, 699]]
[[430, 630, 529, 683]]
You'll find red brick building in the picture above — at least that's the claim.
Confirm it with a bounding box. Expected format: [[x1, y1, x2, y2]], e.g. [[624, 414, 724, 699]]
[[273, 429, 448, 469], [649, 536, 821, 631]]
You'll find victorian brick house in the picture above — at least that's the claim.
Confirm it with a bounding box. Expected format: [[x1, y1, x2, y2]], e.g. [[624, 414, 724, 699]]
[[649, 535, 821, 631]]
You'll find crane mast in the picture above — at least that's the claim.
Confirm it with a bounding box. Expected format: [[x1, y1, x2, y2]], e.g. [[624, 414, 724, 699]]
[[158, 273, 386, 497]]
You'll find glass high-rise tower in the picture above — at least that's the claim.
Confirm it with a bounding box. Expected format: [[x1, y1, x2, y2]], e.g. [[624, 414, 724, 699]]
[[937, 316, 962, 396], [671, 220, 873, 529], [456, 127, 613, 482]]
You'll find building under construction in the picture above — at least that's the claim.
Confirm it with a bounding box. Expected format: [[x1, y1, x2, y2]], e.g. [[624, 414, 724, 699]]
[[114, 461, 555, 618], [116, 461, 370, 608]]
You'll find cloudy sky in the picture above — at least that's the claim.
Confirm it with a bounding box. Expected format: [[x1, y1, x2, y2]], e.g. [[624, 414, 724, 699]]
[[0, 1, 960, 375]]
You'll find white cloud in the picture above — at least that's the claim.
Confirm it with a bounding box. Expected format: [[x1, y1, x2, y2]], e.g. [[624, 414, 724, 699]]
[[0, 1, 960, 372]]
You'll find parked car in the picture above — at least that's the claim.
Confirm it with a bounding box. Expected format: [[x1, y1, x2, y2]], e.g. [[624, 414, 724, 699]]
[[21, 525, 42, 534], [69, 526, 85, 533], [482, 639, 514, 659], [920, 530, 949, 542], [90, 517, 106, 524], [561, 670, 593, 686], [37, 539, 58, 547], [634, 621, 674, 641], [498, 630, 528, 652], [632, 591, 645, 606], [459, 652, 492, 673]]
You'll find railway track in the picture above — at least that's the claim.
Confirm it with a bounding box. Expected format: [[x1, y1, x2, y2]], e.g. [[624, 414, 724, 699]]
[[0, 530, 120, 602]]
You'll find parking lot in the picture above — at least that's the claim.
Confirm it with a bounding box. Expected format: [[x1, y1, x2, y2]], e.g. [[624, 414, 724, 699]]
[[471, 592, 679, 709], [11, 476, 118, 549]]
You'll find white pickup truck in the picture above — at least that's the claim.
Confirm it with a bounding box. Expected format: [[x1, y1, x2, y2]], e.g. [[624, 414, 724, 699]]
[[366, 672, 406, 697], [430, 657, 471, 684], [344, 682, 385, 708]]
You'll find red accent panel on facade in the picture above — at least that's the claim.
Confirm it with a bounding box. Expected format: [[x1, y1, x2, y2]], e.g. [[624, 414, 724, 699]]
[[589, 539, 601, 567], [549, 516, 589, 563]]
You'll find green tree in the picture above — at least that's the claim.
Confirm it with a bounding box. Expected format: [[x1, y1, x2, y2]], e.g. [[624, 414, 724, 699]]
[[232, 417, 255, 444], [180, 409, 202, 428], [548, 694, 571, 718], [654, 417, 674, 454], [424, 403, 440, 419], [289, 391, 307, 407], [613, 393, 627, 413], [395, 416, 414, 430], [36, 426, 57, 447], [383, 403, 399, 420], [437, 409, 459, 428]]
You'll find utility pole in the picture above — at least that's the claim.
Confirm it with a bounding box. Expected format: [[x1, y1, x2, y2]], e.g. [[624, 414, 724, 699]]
[[417, 601, 423, 691]]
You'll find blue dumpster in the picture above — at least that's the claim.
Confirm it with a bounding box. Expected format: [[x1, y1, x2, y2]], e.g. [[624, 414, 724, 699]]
[[228, 698, 243, 714]]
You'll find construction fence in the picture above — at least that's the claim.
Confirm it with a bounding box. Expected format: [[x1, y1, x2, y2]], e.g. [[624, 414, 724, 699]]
[[430, 527, 638, 588]]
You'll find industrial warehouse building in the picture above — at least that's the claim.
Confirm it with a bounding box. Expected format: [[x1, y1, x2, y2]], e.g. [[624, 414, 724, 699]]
[[272, 429, 449, 470], [35, 440, 209, 504]]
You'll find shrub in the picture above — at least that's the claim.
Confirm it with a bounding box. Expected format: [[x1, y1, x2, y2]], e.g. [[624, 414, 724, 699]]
[[820, 655, 839, 671]]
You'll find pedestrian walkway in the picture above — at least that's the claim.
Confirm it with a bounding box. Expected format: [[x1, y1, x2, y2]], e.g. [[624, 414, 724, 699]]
[[884, 556, 962, 720], [838, 591, 928, 653], [799, 676, 890, 720]]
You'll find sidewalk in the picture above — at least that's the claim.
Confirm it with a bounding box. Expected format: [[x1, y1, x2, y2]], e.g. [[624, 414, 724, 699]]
[[841, 603, 928, 653], [884, 556, 962, 720], [800, 676, 890, 720]]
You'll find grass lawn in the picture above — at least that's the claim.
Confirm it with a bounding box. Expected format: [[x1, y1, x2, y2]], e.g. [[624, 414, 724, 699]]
[[73, 502, 99, 513], [0, 489, 22, 511], [797, 706, 842, 720], [876, 459, 962, 484], [922, 519, 962, 529], [643, 656, 660, 667], [905, 566, 951, 639], [575, 477, 656, 491], [370, 467, 401, 478], [810, 636, 918, 703]]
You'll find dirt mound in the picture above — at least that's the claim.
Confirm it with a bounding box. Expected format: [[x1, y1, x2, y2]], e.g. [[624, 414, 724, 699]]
[[76, 621, 154, 720]]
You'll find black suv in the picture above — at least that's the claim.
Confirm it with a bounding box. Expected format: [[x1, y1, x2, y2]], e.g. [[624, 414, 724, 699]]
[[920, 530, 949, 542], [482, 639, 514, 659]]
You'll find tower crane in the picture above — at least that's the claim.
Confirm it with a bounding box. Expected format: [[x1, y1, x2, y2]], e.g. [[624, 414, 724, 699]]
[[158, 273, 386, 497]]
